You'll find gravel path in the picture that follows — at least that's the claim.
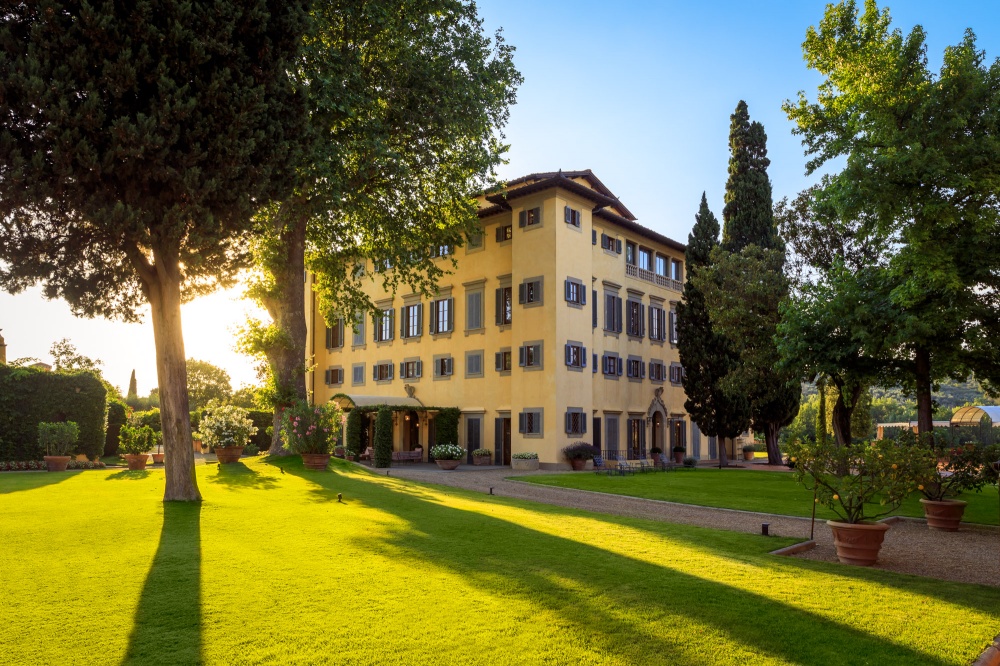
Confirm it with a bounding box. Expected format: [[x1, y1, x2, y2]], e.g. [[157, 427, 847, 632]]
[[378, 464, 1000, 588]]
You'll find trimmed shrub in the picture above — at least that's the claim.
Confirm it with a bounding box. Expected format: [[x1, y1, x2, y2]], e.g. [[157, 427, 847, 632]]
[[130, 408, 161, 433], [373, 405, 393, 468], [682, 456, 698, 468], [435, 407, 460, 448], [38, 421, 80, 456], [346, 409, 363, 457], [105, 400, 129, 456], [119, 424, 157, 455], [0, 365, 106, 461]]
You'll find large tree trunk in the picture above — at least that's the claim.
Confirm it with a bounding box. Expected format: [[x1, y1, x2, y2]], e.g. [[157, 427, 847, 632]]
[[763, 423, 782, 465], [146, 252, 201, 502], [262, 210, 309, 455], [914, 346, 934, 436], [718, 436, 729, 468], [830, 382, 863, 448]]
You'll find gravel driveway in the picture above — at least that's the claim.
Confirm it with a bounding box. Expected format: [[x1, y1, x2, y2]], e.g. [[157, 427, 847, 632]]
[[377, 463, 1000, 588]]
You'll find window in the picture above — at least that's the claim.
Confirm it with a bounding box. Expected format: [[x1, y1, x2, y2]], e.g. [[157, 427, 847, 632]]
[[564, 342, 586, 369], [324, 368, 344, 386], [638, 247, 652, 271], [564, 206, 582, 227], [649, 306, 667, 342], [495, 286, 512, 325], [466, 416, 482, 452], [670, 363, 684, 384], [518, 277, 543, 306], [669, 310, 679, 344], [352, 312, 365, 347], [626, 357, 645, 380], [626, 300, 645, 338], [495, 224, 513, 243], [600, 233, 622, 253], [518, 206, 541, 228], [656, 255, 668, 277], [376, 257, 393, 272], [495, 349, 512, 372], [671, 259, 684, 281], [625, 241, 637, 266], [352, 363, 365, 386], [373, 308, 394, 342], [466, 290, 483, 330], [627, 417, 647, 459], [466, 350, 484, 378], [401, 303, 423, 339], [602, 353, 623, 377], [325, 318, 344, 349], [604, 294, 623, 333], [400, 359, 422, 379], [564, 278, 586, 306], [605, 415, 620, 453], [649, 360, 666, 382], [518, 409, 543, 436], [518, 342, 542, 369], [592, 229, 597, 245], [467, 232, 484, 249], [565, 408, 587, 435], [431, 245, 452, 258], [434, 356, 454, 378], [373, 362, 393, 382], [430, 297, 454, 334]]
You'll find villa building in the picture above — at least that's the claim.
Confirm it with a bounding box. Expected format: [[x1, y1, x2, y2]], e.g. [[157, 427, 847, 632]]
[[306, 170, 721, 468]]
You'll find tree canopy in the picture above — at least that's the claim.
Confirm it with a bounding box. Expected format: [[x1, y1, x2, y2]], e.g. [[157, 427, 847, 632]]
[[186, 359, 233, 412]]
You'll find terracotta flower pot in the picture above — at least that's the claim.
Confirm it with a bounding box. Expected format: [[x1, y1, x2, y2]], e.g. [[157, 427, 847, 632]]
[[743, 451, 755, 461], [124, 454, 149, 471], [673, 451, 684, 464], [435, 459, 461, 470], [569, 458, 587, 471], [827, 520, 890, 566], [473, 455, 492, 466], [43, 455, 71, 472], [151, 453, 165, 465], [302, 453, 332, 470], [919, 498, 968, 532], [215, 446, 244, 464]]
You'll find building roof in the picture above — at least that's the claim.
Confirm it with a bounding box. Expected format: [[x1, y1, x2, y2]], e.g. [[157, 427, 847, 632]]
[[479, 169, 686, 253], [950, 405, 1000, 426]]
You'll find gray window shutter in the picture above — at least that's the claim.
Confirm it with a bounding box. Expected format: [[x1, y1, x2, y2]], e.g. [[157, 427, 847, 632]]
[[582, 416, 587, 434], [518, 413, 525, 433], [592, 229, 597, 245], [399, 362, 405, 377], [616, 297, 623, 332], [640, 305, 646, 337], [400, 306, 407, 337], [533, 344, 541, 365], [564, 279, 571, 301], [616, 239, 622, 253], [429, 301, 438, 334], [565, 412, 571, 434], [495, 289, 502, 325], [518, 346, 526, 367], [581, 288, 586, 305], [593, 292, 598, 327], [532, 207, 541, 223], [416, 360, 423, 378], [641, 361, 646, 378], [617, 357, 623, 376], [564, 344, 572, 366], [593, 353, 597, 372], [325, 327, 332, 349], [446, 298, 454, 332], [518, 211, 526, 227], [496, 225, 503, 242], [416, 304, 423, 335], [564, 205, 571, 223], [373, 365, 378, 381], [495, 352, 502, 371], [518, 283, 526, 304]]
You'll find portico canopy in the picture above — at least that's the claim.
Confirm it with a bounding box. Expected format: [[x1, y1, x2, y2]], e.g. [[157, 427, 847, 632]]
[[950, 405, 1000, 427], [332, 393, 425, 411]]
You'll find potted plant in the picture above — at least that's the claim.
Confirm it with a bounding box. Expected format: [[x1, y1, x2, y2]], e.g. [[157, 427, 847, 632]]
[[151, 431, 165, 465], [742, 444, 756, 462], [38, 421, 79, 472], [118, 424, 155, 470], [562, 442, 598, 471], [912, 431, 993, 531], [201, 405, 258, 464], [471, 448, 492, 466], [672, 445, 686, 465], [649, 446, 662, 460], [511, 451, 539, 471], [682, 456, 698, 468], [787, 437, 929, 566], [430, 444, 465, 470], [280, 400, 342, 470]]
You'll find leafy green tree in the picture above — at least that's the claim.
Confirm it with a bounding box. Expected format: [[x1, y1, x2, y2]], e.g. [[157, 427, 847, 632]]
[[0, 2, 311, 500], [229, 386, 263, 410], [702, 101, 800, 464], [239, 0, 521, 453], [185, 360, 233, 412], [373, 406, 393, 468], [50, 338, 121, 400], [677, 194, 750, 467], [784, 0, 1000, 434]]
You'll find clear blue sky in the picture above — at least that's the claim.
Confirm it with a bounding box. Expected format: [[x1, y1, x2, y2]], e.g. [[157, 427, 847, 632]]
[[1, 1, 998, 395]]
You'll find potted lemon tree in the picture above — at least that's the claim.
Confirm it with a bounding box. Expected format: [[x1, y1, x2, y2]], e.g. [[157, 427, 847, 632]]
[[281, 400, 342, 470], [912, 431, 996, 531], [118, 424, 155, 470], [201, 405, 258, 463], [787, 436, 929, 566], [38, 421, 79, 472]]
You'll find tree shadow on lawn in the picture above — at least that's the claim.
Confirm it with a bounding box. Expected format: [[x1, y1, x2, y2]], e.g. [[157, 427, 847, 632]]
[[0, 470, 76, 494], [206, 461, 280, 491], [106, 470, 151, 481], [281, 463, 967, 666], [125, 502, 201, 665]]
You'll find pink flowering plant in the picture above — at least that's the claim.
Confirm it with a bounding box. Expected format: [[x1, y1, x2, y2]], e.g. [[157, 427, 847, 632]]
[[281, 400, 343, 455]]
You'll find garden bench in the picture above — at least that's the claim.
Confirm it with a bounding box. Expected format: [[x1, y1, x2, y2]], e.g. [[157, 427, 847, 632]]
[[360, 447, 373, 461], [653, 454, 676, 472], [391, 450, 422, 464], [592, 455, 616, 476]]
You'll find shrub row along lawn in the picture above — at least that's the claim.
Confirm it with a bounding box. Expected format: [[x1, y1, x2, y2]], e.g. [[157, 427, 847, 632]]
[[520, 468, 1000, 525], [1, 458, 998, 665]]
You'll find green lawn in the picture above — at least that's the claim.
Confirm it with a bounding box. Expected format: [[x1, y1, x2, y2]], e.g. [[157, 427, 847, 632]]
[[519, 468, 1000, 525], [1, 459, 998, 665]]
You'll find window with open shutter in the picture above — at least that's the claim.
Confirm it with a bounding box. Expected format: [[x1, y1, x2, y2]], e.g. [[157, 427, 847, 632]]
[[429, 301, 438, 334], [518, 283, 526, 304], [518, 346, 526, 367], [518, 210, 526, 227]]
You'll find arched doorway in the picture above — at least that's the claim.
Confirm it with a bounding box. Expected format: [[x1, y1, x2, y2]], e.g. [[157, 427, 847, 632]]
[[403, 410, 420, 451], [651, 412, 664, 455]]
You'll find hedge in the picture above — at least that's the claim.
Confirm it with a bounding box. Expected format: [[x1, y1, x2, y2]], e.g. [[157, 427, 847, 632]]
[[373, 405, 393, 468], [0, 365, 107, 461], [246, 410, 272, 451], [435, 407, 461, 446], [345, 409, 363, 457], [104, 400, 129, 456]]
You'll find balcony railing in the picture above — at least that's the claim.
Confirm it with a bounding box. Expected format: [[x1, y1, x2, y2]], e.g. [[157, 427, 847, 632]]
[[625, 263, 682, 292]]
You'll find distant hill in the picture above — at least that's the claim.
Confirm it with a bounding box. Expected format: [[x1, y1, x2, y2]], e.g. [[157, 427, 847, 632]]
[[802, 379, 997, 412]]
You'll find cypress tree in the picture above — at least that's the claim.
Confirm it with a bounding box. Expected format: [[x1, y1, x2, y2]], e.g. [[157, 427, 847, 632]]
[[722, 101, 780, 253], [127, 371, 138, 402], [373, 406, 393, 468], [677, 194, 750, 467]]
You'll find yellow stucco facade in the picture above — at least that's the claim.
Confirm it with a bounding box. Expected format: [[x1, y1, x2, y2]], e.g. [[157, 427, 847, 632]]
[[307, 170, 721, 468]]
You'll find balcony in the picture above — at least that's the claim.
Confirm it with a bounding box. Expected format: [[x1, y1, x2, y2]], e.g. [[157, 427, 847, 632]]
[[625, 263, 682, 292]]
